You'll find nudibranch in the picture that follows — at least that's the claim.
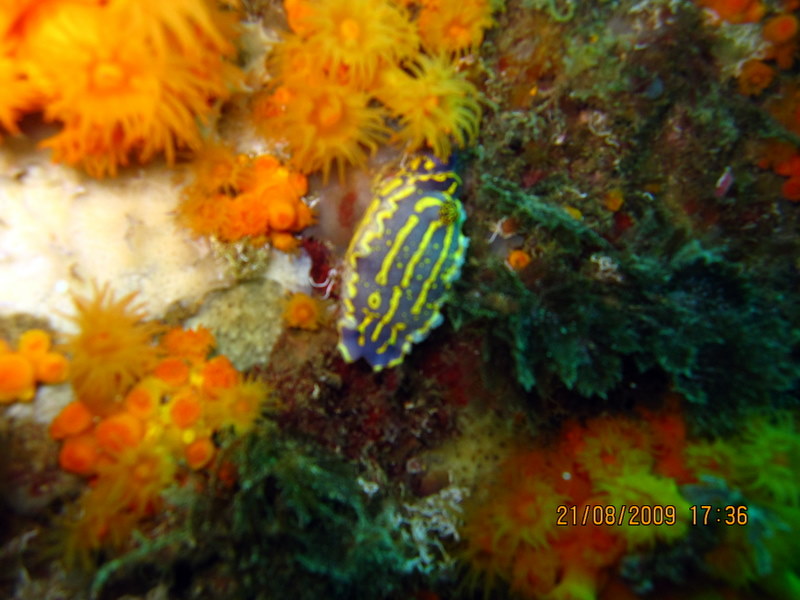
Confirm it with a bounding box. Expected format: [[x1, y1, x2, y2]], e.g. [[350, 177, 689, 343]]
[[337, 153, 470, 370]]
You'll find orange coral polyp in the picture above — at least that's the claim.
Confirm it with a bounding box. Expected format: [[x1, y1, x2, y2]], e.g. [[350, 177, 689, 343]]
[[34, 352, 70, 383], [153, 357, 190, 387], [700, 0, 765, 23], [418, 0, 494, 55], [268, 200, 298, 231], [507, 249, 532, 271], [265, 80, 389, 181], [161, 326, 215, 362], [285, 0, 316, 36], [50, 400, 94, 439], [18, 329, 51, 357], [283, 292, 323, 330], [59, 434, 100, 476], [763, 14, 799, 44], [95, 412, 144, 454], [65, 283, 164, 414], [270, 231, 301, 252], [201, 355, 239, 396], [124, 384, 158, 419], [185, 436, 215, 469], [170, 390, 203, 429], [0, 352, 35, 403], [19, 0, 239, 177], [781, 176, 800, 201], [738, 60, 774, 96], [302, 0, 419, 88]]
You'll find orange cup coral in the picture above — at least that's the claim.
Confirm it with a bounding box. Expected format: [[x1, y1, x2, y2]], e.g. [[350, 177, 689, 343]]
[[738, 60, 774, 96], [65, 283, 164, 415], [0, 352, 35, 403], [160, 326, 215, 363], [283, 292, 325, 330], [94, 412, 144, 454], [264, 77, 390, 181], [13, 0, 240, 177], [50, 400, 94, 440], [185, 436, 215, 470], [177, 145, 314, 247], [417, 0, 495, 56], [59, 434, 100, 476]]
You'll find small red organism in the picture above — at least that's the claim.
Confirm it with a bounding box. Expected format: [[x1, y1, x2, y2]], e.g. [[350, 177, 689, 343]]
[[302, 237, 339, 298]]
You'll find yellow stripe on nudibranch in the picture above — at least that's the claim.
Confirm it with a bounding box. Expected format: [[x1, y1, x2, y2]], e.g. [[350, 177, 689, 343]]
[[337, 153, 469, 370]]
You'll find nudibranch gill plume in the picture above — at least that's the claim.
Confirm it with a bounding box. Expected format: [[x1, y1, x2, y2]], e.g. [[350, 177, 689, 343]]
[[337, 153, 469, 370]]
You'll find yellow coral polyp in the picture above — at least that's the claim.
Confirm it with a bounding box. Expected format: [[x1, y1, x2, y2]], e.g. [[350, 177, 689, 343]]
[[418, 0, 494, 55], [65, 283, 164, 415], [265, 79, 390, 181], [215, 378, 270, 434], [300, 0, 419, 88], [377, 55, 481, 159]]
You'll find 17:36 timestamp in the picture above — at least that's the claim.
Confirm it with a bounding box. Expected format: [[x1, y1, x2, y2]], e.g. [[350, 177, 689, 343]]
[[690, 505, 749, 526]]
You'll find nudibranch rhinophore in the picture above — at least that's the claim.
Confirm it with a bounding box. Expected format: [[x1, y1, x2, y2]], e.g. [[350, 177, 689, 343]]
[[337, 153, 470, 370]]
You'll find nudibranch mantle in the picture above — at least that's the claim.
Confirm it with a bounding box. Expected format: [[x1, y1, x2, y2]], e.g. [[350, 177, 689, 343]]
[[337, 154, 470, 370]]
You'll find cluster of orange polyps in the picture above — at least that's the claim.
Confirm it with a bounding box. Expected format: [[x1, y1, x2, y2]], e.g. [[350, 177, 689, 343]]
[[0, 329, 69, 404], [49, 325, 270, 556]]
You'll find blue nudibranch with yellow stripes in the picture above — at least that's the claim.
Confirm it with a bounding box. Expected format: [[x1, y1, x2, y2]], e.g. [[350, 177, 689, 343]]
[[337, 153, 469, 370]]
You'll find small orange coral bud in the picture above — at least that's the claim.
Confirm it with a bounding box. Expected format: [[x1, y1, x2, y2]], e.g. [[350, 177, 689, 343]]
[[34, 352, 70, 384], [270, 231, 301, 252], [294, 202, 316, 229], [701, 0, 764, 23], [161, 327, 215, 363], [185, 436, 215, 470], [201, 356, 239, 397], [18, 329, 51, 357], [267, 199, 298, 231], [781, 176, 800, 201], [738, 60, 774, 96], [153, 357, 190, 387], [0, 352, 36, 403], [506, 249, 532, 271], [763, 14, 798, 43], [603, 189, 625, 212], [775, 153, 800, 176], [283, 292, 323, 330], [418, 0, 494, 55], [95, 413, 144, 454], [124, 384, 159, 419], [284, 0, 316, 36], [50, 400, 94, 439], [59, 434, 100, 476], [170, 389, 203, 429], [216, 459, 238, 487], [772, 39, 798, 70]]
